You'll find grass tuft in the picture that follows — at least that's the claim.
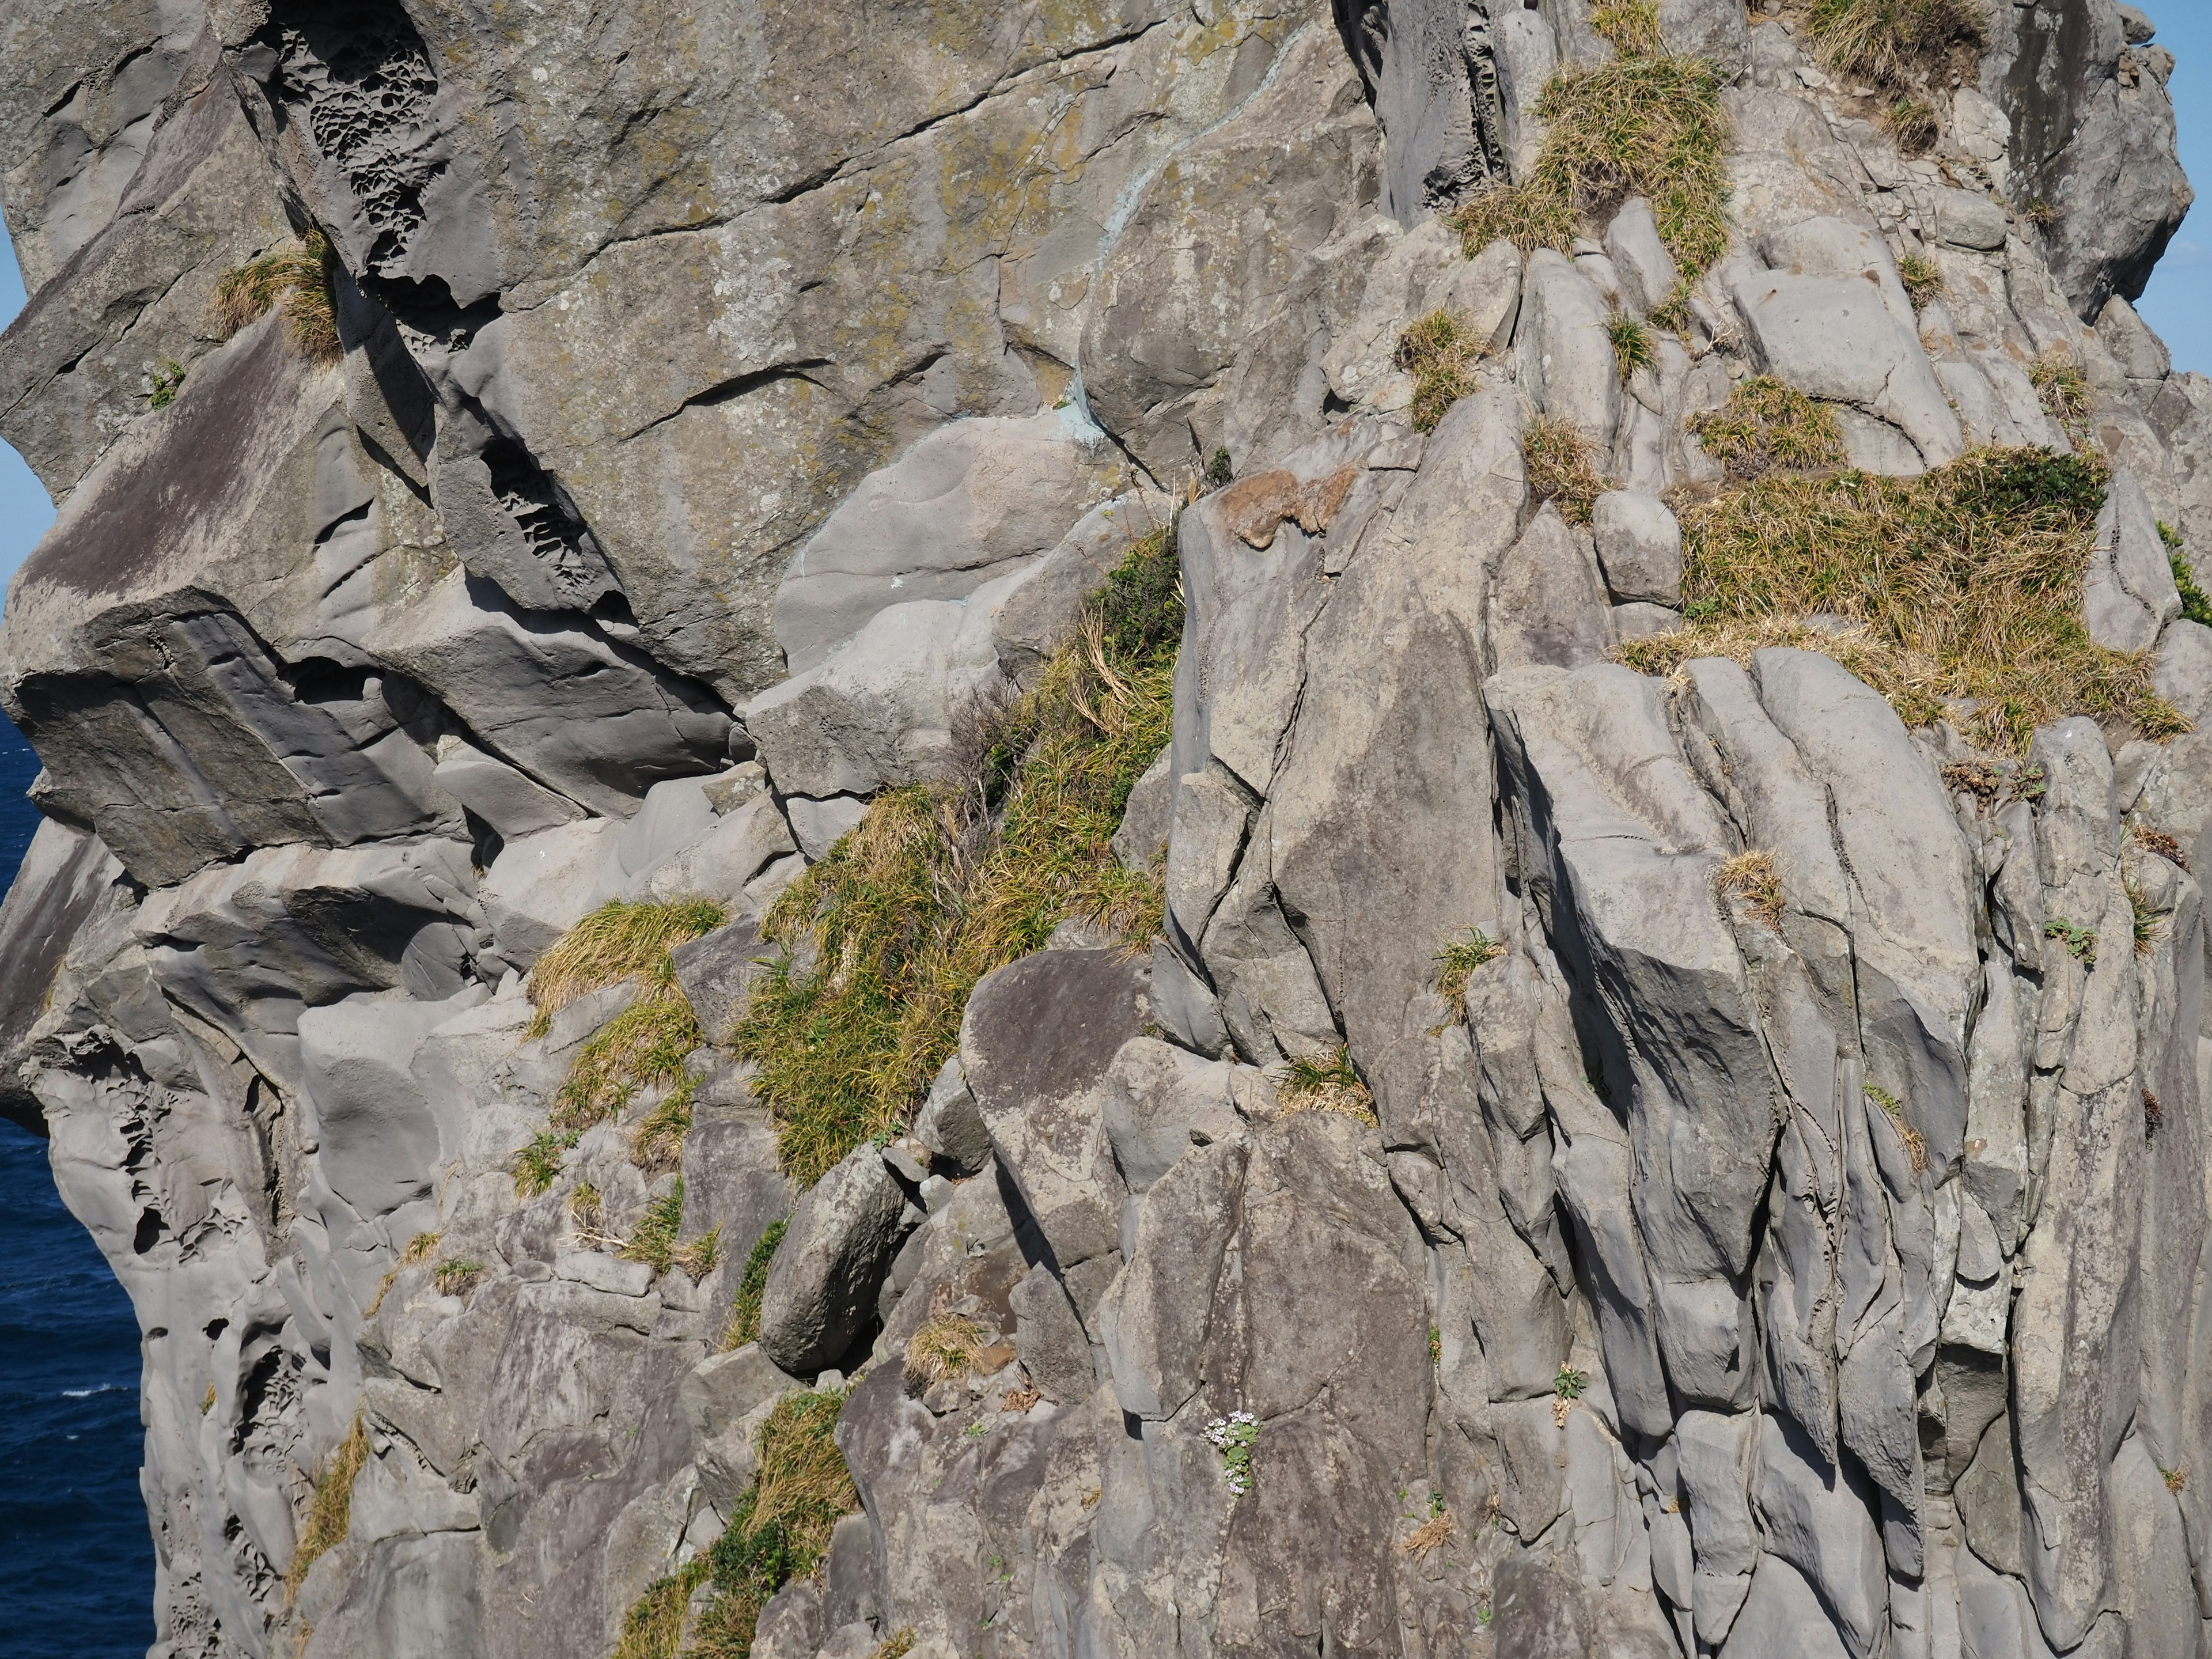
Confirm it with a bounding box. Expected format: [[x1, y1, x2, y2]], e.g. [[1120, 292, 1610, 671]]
[[2127, 872, 2164, 956], [1451, 12, 1732, 282], [1275, 1046, 1378, 1125], [737, 528, 1182, 1184], [1806, 0, 1984, 92], [904, 1314, 988, 1389], [722, 1218, 789, 1350], [619, 1180, 720, 1276], [870, 1633, 918, 1659], [526, 899, 727, 1038], [2029, 349, 2092, 449], [433, 1259, 484, 1297], [1606, 312, 1656, 382], [1883, 95, 1939, 155], [1397, 310, 1482, 433], [612, 1560, 709, 1659], [1617, 448, 2185, 753], [1897, 253, 1946, 313], [1865, 1082, 1929, 1172], [2163, 522, 2212, 627], [1522, 416, 1605, 525], [214, 230, 342, 366], [1688, 377, 1847, 479], [289, 1415, 369, 1595], [1435, 929, 1506, 1008], [1716, 850, 1785, 929]]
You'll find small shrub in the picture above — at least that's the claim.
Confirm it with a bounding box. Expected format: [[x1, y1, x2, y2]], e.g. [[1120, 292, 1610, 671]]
[[1716, 850, 1785, 929], [1206, 1411, 1259, 1495], [1806, 0, 1985, 92], [1865, 1084, 1927, 1172], [289, 1415, 369, 1594], [1276, 1046, 1377, 1124], [1206, 448, 1234, 488], [722, 1218, 789, 1350], [1883, 95, 1939, 155], [904, 1314, 987, 1389], [2145, 1088, 2164, 1139], [738, 528, 1180, 1183], [1554, 1365, 1588, 1400], [433, 1259, 484, 1297], [1523, 416, 1605, 524], [1897, 253, 1946, 312], [1435, 929, 1505, 1007], [2133, 821, 2189, 870], [1606, 312, 1656, 382], [1451, 3, 1731, 281], [146, 359, 187, 409], [1616, 448, 2187, 753], [213, 230, 342, 365], [2029, 349, 2092, 448], [1688, 377, 1847, 478], [1397, 309, 1481, 433], [2044, 916, 2097, 968], [2165, 527, 2212, 627]]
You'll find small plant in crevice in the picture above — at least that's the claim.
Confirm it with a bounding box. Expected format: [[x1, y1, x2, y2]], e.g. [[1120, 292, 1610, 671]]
[[2020, 197, 2055, 229], [1396, 309, 1482, 433], [2126, 872, 2164, 956], [1941, 759, 2001, 801], [1435, 929, 1506, 1009], [1882, 94, 1939, 155], [722, 1218, 789, 1350], [870, 1633, 918, 1659], [200, 1383, 216, 1415], [1687, 377, 1846, 478], [1206, 1411, 1259, 1496], [1616, 448, 2187, 755], [2044, 916, 2098, 969], [1451, 0, 1732, 281], [288, 1414, 369, 1596], [1865, 1084, 1928, 1173], [738, 527, 1181, 1184], [2132, 821, 2189, 870], [1522, 415, 1606, 525], [2158, 1460, 2186, 1494], [1552, 1364, 1588, 1426], [2010, 764, 2049, 803], [2145, 1088, 2164, 1139], [2029, 348, 2093, 449], [1206, 448, 1234, 488], [433, 1259, 485, 1297], [1275, 1045, 1378, 1124], [1897, 252, 1946, 313], [620, 1180, 719, 1277], [904, 1312, 988, 1390], [1429, 1325, 1443, 1366], [213, 229, 343, 366], [146, 358, 187, 409], [1715, 849, 1785, 930], [1606, 311, 1656, 382], [2162, 522, 2212, 627], [1400, 1502, 1453, 1562]]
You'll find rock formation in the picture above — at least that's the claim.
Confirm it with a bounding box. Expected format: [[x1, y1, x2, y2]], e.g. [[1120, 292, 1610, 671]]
[[2, 1, 2210, 1656]]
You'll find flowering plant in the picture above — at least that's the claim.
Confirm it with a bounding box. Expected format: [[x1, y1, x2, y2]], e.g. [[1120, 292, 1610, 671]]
[[1206, 1411, 1259, 1495]]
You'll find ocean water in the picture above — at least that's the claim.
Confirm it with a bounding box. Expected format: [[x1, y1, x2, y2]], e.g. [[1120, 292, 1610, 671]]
[[0, 711, 157, 1658]]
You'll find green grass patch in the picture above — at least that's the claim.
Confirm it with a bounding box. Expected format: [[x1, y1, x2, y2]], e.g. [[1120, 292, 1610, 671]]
[[214, 229, 343, 366], [1618, 448, 2188, 752], [1896, 253, 1945, 313], [287, 1414, 368, 1596], [722, 1218, 788, 1350], [1435, 930, 1505, 1007], [1397, 309, 1482, 433], [1523, 416, 1605, 524], [2164, 522, 2212, 627], [1688, 377, 1847, 479], [1606, 312, 1656, 382], [1452, 1, 1732, 283], [737, 529, 1182, 1184]]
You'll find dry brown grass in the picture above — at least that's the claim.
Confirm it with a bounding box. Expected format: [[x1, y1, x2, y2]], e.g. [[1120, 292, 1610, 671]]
[[1866, 1084, 1928, 1173], [1400, 1509, 1454, 1562], [214, 230, 342, 365], [750, 1391, 859, 1560], [1807, 0, 1985, 92], [2029, 349, 2092, 449], [1716, 850, 1785, 929], [1397, 310, 1482, 433], [904, 1314, 987, 1389], [525, 900, 726, 1037], [2133, 823, 2189, 869], [1275, 1047, 1378, 1126], [288, 1415, 369, 1594], [1688, 377, 1847, 479], [1618, 449, 2186, 753], [1524, 417, 1605, 525]]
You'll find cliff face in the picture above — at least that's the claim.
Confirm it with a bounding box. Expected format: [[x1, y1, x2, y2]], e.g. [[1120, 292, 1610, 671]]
[[2, 2, 2211, 1657]]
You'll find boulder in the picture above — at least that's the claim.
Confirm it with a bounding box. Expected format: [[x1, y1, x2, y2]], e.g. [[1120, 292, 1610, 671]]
[[756, 1142, 916, 1375], [1516, 249, 1622, 450], [1592, 491, 1682, 605]]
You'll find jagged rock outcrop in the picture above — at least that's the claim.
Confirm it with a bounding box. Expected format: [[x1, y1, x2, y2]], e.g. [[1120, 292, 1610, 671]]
[[4, 2, 2212, 1658]]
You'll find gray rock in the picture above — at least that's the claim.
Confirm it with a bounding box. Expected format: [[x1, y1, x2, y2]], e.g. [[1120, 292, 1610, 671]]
[[0, 819, 123, 1131], [1591, 491, 1683, 607], [2086, 465, 2184, 652], [1007, 1261, 1095, 1405], [669, 916, 770, 1048], [1935, 188, 2012, 252], [912, 1056, 991, 1176], [1517, 248, 1622, 449], [783, 795, 868, 861], [756, 1142, 915, 1374], [1110, 747, 1173, 874], [682, 1343, 806, 1509], [1604, 199, 1679, 319], [1490, 506, 1617, 671], [479, 820, 620, 969], [430, 737, 585, 840]]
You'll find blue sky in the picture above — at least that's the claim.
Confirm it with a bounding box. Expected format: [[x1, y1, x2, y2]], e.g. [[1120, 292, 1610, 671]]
[[1, 19, 2210, 583]]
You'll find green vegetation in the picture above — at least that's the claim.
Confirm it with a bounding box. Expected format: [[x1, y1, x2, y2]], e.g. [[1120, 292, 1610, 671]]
[[870, 1633, 917, 1659], [1883, 94, 1938, 155], [1865, 1082, 1928, 1172], [1435, 929, 1505, 1007], [2044, 916, 2098, 968], [1688, 377, 1847, 478], [507, 899, 726, 1195], [1206, 448, 1234, 488], [722, 1219, 789, 1350], [432, 1259, 485, 1296], [2029, 349, 2092, 449], [1276, 1046, 1377, 1125], [904, 1313, 987, 1388], [288, 1415, 369, 1595], [2127, 872, 2164, 957], [1605, 312, 1656, 382], [146, 358, 187, 410], [1452, 0, 1732, 285], [620, 1181, 720, 1276], [2162, 522, 2212, 626], [214, 229, 342, 365], [1522, 416, 1605, 524], [1396, 309, 1482, 433], [1897, 253, 1945, 313], [736, 528, 1182, 1183], [1554, 1365, 1588, 1401], [1806, 0, 1984, 93], [1618, 448, 2187, 753]]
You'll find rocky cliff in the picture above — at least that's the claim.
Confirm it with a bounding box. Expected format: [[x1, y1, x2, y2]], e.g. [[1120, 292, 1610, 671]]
[[2, 1, 2210, 1656]]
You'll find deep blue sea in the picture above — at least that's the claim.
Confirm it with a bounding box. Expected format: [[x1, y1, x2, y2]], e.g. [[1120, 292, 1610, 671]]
[[0, 711, 156, 1657]]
